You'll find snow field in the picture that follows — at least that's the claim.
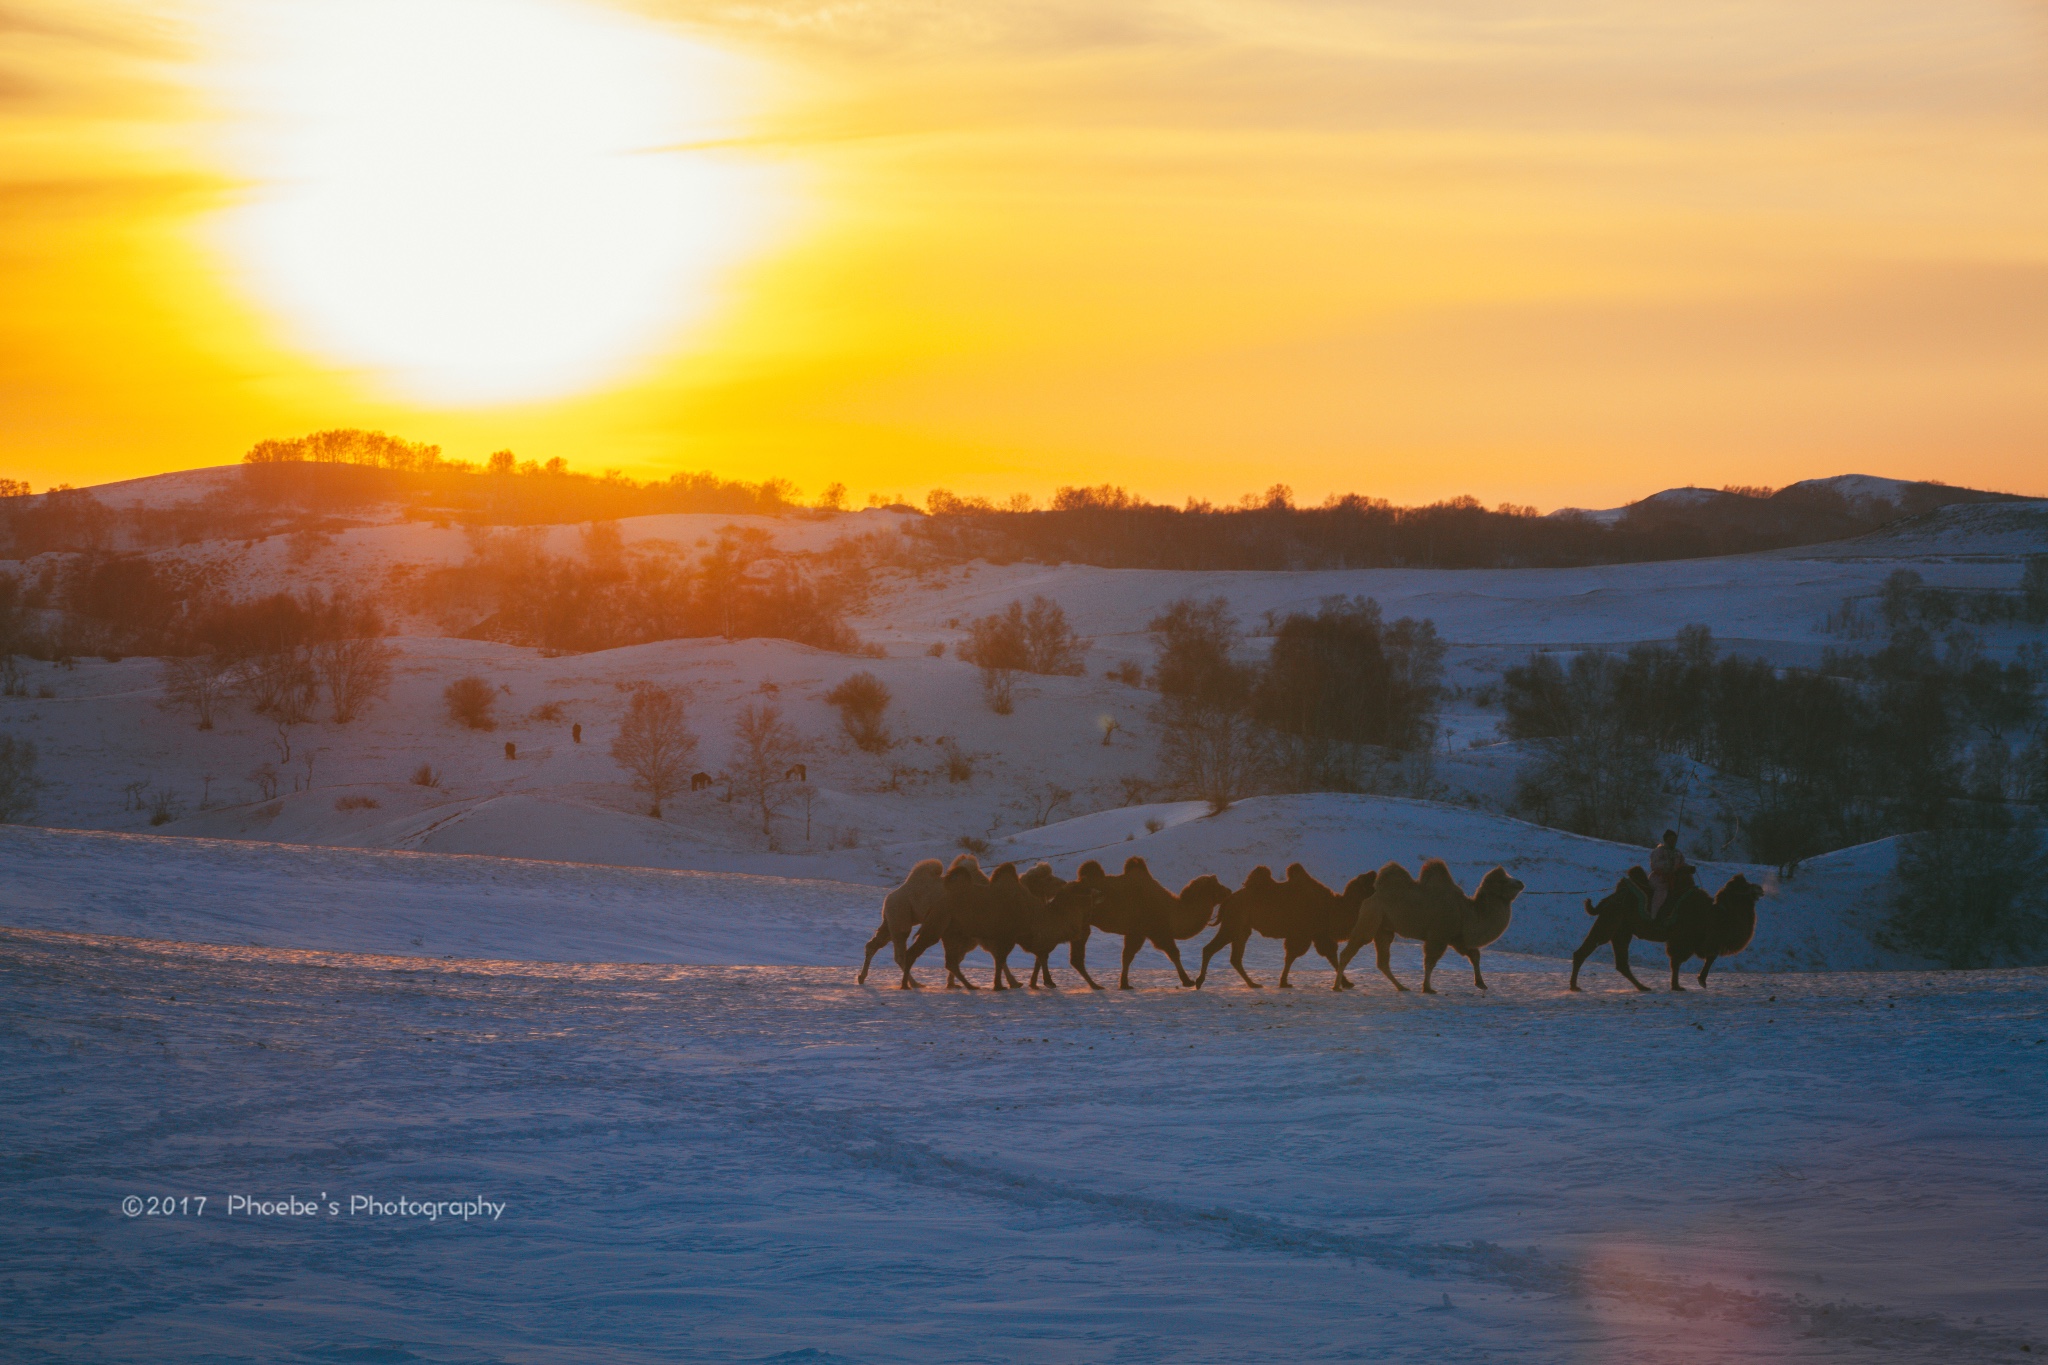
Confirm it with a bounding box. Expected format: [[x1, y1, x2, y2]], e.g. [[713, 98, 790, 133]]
[[3, 925, 2043, 1363]]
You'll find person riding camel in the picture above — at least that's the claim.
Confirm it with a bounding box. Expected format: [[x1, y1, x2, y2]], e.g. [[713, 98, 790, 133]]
[[1647, 829, 1688, 921]]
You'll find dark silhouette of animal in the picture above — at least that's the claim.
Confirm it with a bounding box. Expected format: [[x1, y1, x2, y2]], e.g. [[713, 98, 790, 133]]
[[898, 857, 1033, 990], [1196, 864, 1377, 989], [785, 763, 807, 782], [1568, 870, 1655, 991], [858, 858, 947, 987], [504, 741, 516, 760], [1661, 872, 1764, 989], [571, 723, 582, 744], [690, 771, 713, 791], [1073, 857, 1229, 989], [1340, 860, 1525, 993], [1014, 863, 1104, 989]]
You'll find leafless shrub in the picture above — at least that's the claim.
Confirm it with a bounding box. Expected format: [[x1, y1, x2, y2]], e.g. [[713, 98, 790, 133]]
[[824, 671, 893, 752], [956, 834, 990, 855], [937, 737, 974, 783], [729, 702, 801, 840], [1020, 781, 1074, 828], [248, 763, 279, 801], [313, 637, 396, 724], [242, 648, 318, 725], [1155, 700, 1272, 813], [610, 685, 699, 818], [334, 794, 381, 811], [444, 675, 497, 729], [411, 763, 439, 787], [159, 653, 237, 730], [147, 787, 184, 826]]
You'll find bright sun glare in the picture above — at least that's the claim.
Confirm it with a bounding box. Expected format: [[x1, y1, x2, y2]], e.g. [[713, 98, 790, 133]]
[[204, 0, 777, 406]]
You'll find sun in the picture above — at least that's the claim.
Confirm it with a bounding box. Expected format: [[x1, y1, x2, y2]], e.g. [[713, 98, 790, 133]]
[[201, 0, 781, 406]]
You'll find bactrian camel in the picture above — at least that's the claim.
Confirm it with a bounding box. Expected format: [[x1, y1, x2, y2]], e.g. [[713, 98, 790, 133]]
[[1196, 864, 1377, 990], [1073, 857, 1229, 989], [1340, 859, 1525, 993]]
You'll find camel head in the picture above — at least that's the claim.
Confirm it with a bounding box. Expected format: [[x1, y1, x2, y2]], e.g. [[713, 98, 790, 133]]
[[1716, 874, 1763, 910], [1045, 879, 1099, 916], [1625, 865, 1652, 896], [1477, 867, 1525, 904], [1340, 870, 1377, 906], [1179, 872, 1228, 904]]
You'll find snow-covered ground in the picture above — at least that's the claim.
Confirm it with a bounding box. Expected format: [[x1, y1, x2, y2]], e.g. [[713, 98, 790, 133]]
[[4, 923, 2043, 1363], [5, 474, 2048, 1360]]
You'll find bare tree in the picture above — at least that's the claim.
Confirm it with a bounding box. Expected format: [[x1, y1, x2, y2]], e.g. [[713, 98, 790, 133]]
[[959, 596, 1087, 714], [824, 671, 893, 752], [728, 702, 801, 840], [241, 647, 318, 725], [313, 637, 396, 724], [444, 675, 497, 729], [610, 685, 699, 817], [1155, 699, 1272, 812], [159, 653, 237, 730]]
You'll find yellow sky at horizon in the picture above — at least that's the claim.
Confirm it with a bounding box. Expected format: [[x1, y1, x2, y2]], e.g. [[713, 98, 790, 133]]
[[3, 0, 2046, 510]]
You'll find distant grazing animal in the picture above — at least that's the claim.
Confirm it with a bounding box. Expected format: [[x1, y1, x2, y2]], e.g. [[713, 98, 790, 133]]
[[504, 742, 516, 760], [1074, 857, 1229, 989], [571, 723, 582, 744], [1340, 860, 1525, 993], [785, 763, 807, 783], [1013, 863, 1105, 989], [1660, 873, 1764, 989], [1197, 864, 1377, 990], [1568, 870, 1655, 991], [690, 771, 713, 791], [859, 859, 948, 987]]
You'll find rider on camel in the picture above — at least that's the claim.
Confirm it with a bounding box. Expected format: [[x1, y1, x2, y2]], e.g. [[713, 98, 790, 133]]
[[1647, 828, 1689, 921]]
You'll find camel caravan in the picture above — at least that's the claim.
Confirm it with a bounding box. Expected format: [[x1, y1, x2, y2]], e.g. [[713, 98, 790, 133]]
[[857, 852, 1762, 995]]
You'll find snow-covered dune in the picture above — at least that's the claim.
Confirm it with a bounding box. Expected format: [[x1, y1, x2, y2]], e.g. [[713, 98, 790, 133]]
[[0, 795, 1920, 972], [0, 825, 880, 965]]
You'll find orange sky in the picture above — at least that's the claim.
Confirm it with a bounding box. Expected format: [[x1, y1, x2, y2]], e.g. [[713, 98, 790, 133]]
[[4, 0, 2046, 509]]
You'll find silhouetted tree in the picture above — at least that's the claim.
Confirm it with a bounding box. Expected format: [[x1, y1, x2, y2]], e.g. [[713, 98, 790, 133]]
[[824, 671, 893, 752], [610, 685, 698, 818], [444, 676, 497, 730], [728, 702, 801, 840]]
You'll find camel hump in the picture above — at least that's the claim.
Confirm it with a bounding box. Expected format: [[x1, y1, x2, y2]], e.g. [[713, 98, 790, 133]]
[[1077, 860, 1108, 881], [1284, 862, 1311, 880], [1418, 858, 1456, 888], [904, 858, 944, 884], [945, 853, 982, 875], [1245, 865, 1276, 887], [1123, 855, 1152, 877], [1376, 861, 1419, 890], [991, 863, 1020, 883]]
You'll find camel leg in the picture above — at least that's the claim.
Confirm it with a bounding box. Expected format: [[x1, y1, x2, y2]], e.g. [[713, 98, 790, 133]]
[[1336, 935, 1367, 975], [1278, 938, 1307, 989], [1612, 936, 1651, 992], [1697, 956, 1716, 987], [1568, 926, 1606, 991], [1068, 940, 1104, 990], [1225, 934, 1261, 989], [1154, 936, 1196, 988], [1422, 940, 1448, 994], [1460, 946, 1487, 991], [1376, 934, 1408, 992], [944, 940, 978, 990], [987, 946, 1009, 992], [1196, 927, 1233, 987], [858, 919, 892, 984], [999, 949, 1024, 990], [1668, 945, 1687, 992], [900, 926, 941, 989], [1319, 940, 1352, 990], [1119, 934, 1144, 989]]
